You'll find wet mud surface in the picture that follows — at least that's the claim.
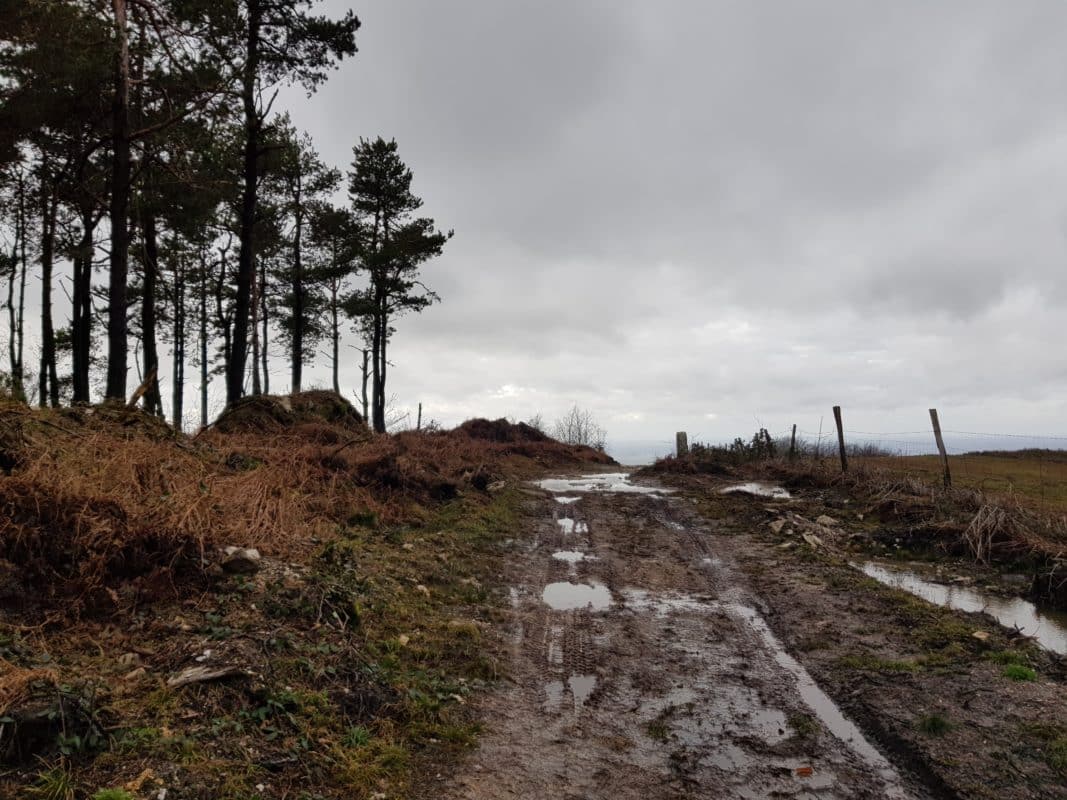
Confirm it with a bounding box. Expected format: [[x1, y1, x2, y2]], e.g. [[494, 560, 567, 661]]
[[445, 474, 931, 799]]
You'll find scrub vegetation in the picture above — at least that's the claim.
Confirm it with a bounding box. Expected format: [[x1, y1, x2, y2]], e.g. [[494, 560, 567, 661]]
[[0, 392, 612, 798], [645, 436, 1067, 609]]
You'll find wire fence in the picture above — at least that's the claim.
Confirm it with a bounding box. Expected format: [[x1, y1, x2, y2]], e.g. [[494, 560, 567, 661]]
[[753, 416, 1067, 516], [637, 416, 1067, 515]]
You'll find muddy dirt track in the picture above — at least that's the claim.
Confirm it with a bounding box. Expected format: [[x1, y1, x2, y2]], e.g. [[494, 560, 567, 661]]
[[444, 473, 932, 799]]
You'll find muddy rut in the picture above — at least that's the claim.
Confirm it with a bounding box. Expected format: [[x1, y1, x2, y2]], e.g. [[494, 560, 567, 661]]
[[445, 473, 931, 799]]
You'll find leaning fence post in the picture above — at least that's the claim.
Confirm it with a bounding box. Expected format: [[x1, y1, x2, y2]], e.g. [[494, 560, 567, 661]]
[[676, 431, 689, 457], [833, 406, 848, 473], [789, 424, 797, 461], [929, 408, 951, 488]]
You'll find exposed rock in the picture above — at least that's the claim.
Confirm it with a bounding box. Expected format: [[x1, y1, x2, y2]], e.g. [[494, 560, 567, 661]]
[[769, 520, 787, 534], [166, 665, 246, 689], [221, 546, 261, 574], [815, 515, 838, 527], [488, 480, 507, 493]]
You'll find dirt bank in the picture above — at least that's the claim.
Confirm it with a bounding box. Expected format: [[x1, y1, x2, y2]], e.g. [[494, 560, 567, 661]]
[[0, 399, 611, 799]]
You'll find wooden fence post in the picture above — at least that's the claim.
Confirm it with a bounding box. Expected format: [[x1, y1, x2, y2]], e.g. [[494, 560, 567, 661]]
[[417, 402, 422, 431], [929, 408, 951, 488], [833, 406, 848, 473], [789, 424, 797, 460], [676, 431, 689, 457]]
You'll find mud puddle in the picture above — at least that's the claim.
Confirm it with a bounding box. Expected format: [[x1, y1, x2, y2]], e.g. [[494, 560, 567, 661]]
[[556, 517, 589, 534], [621, 587, 717, 616], [541, 581, 613, 610], [552, 550, 589, 563], [729, 602, 912, 799], [720, 482, 792, 499], [536, 472, 673, 495], [859, 560, 1067, 655]]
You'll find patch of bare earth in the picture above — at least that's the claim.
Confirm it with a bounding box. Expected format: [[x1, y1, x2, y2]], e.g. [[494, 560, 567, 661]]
[[697, 482, 1067, 800]]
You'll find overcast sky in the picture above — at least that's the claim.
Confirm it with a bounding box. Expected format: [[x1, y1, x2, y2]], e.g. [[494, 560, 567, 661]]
[[280, 1, 1067, 457]]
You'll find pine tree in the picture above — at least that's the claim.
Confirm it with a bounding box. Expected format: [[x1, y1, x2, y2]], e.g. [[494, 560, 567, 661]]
[[221, 0, 359, 406], [345, 138, 451, 433]]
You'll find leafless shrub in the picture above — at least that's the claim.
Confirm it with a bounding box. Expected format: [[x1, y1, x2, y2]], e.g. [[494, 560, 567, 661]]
[[552, 405, 607, 452]]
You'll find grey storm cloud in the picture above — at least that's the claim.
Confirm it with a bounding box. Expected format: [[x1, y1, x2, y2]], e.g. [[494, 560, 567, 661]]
[[278, 0, 1067, 456]]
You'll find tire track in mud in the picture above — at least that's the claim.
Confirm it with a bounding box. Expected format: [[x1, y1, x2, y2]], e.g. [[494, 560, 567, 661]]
[[447, 473, 932, 800]]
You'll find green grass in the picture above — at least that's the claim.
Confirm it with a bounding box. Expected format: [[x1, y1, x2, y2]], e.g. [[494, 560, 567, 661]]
[[863, 453, 1067, 515], [1002, 664, 1037, 682], [986, 649, 1030, 666], [646, 719, 670, 742], [23, 489, 522, 800], [343, 724, 372, 747], [917, 714, 953, 736], [788, 712, 818, 738], [1020, 723, 1067, 775], [30, 768, 75, 800]]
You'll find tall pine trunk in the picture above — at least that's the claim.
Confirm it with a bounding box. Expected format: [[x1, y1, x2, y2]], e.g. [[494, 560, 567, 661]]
[[14, 178, 27, 400], [228, 0, 261, 405], [39, 178, 59, 408], [106, 0, 131, 400], [329, 279, 339, 394], [216, 242, 232, 382], [199, 247, 209, 427], [5, 232, 16, 384], [6, 170, 22, 397], [291, 175, 304, 393], [251, 259, 260, 396], [360, 348, 369, 422], [72, 207, 94, 403], [370, 286, 384, 432], [172, 260, 185, 428], [260, 259, 269, 394], [141, 213, 163, 416], [377, 304, 388, 431]]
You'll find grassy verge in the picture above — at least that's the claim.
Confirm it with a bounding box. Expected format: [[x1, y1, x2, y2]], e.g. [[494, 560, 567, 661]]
[[859, 452, 1067, 516], [2, 490, 519, 799], [0, 395, 615, 798]]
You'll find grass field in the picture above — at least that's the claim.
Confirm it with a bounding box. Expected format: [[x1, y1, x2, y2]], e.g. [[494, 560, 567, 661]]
[[858, 451, 1067, 515]]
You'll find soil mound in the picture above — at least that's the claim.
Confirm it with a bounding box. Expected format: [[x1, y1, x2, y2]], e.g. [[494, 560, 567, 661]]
[[455, 418, 550, 443], [213, 390, 365, 435]]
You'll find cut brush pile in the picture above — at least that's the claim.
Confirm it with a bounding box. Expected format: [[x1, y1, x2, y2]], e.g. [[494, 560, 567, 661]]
[[0, 395, 610, 618]]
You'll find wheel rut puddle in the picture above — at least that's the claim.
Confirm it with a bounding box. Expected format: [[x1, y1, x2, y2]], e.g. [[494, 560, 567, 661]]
[[446, 473, 929, 800]]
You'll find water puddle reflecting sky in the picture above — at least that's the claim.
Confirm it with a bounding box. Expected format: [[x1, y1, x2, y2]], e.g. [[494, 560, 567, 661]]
[[536, 473, 673, 495], [728, 603, 911, 799], [859, 561, 1067, 656], [542, 581, 613, 611], [720, 482, 792, 500]]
